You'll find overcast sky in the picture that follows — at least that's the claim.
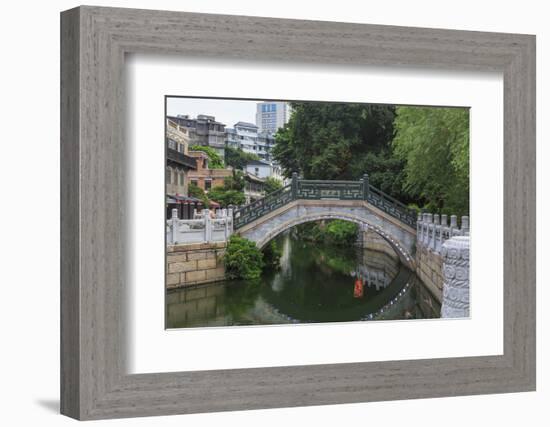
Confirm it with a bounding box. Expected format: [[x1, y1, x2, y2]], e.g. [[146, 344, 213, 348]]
[[167, 97, 263, 128]]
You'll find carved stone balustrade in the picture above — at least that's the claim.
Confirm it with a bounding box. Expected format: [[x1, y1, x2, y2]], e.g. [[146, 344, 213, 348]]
[[416, 212, 469, 254], [441, 236, 470, 318], [167, 208, 233, 245]]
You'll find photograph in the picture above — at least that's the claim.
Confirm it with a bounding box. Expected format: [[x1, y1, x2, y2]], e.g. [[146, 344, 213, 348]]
[[165, 97, 470, 328]]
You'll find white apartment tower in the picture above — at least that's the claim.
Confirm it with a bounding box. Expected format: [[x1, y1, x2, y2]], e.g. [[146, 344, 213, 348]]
[[255, 101, 290, 134]]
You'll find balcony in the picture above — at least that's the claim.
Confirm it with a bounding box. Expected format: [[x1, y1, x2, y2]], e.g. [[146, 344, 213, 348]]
[[167, 147, 197, 169]]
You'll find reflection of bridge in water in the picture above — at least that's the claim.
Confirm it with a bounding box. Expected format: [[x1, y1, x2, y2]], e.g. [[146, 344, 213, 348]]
[[358, 248, 400, 291]]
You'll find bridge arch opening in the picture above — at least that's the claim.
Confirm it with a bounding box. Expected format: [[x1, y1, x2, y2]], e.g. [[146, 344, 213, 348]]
[[253, 212, 414, 269]]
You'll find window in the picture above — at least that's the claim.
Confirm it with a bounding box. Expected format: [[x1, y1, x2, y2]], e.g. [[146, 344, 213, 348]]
[[173, 171, 178, 185], [191, 179, 198, 187], [166, 168, 171, 184], [179, 172, 184, 186], [205, 180, 212, 191], [255, 167, 259, 176]]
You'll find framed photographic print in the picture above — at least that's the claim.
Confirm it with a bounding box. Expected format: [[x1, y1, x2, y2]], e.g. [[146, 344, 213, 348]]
[[61, 6, 536, 420]]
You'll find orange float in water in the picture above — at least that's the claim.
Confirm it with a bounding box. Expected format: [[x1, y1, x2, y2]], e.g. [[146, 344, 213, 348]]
[[354, 278, 364, 298]]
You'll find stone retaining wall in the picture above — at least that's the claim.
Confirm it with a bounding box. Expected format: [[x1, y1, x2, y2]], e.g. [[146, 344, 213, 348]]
[[416, 245, 444, 302], [166, 242, 226, 289], [360, 228, 400, 260]]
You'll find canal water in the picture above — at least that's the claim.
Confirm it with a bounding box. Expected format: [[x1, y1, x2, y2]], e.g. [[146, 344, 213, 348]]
[[166, 233, 440, 329]]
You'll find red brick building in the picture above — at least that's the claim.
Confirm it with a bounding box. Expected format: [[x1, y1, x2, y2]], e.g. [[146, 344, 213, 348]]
[[187, 151, 232, 191]]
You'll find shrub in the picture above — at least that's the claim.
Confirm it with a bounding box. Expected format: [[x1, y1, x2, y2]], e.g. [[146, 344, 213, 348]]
[[225, 146, 260, 170], [189, 145, 224, 168], [224, 235, 264, 279], [324, 220, 359, 246], [263, 177, 283, 195], [295, 220, 358, 246], [262, 240, 282, 269], [208, 186, 246, 207], [188, 183, 209, 208]]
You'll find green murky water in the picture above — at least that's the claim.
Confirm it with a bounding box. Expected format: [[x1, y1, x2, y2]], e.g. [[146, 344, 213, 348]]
[[166, 233, 440, 328]]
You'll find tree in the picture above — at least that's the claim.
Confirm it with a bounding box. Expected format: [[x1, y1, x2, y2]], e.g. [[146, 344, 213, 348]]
[[263, 177, 283, 195], [187, 183, 209, 208], [392, 106, 469, 216], [189, 145, 224, 169], [206, 170, 246, 206], [223, 170, 245, 192], [225, 146, 260, 170], [207, 186, 245, 206], [273, 102, 396, 181]]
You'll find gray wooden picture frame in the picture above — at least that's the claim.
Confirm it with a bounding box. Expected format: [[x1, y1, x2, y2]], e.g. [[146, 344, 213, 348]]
[[60, 6, 536, 420]]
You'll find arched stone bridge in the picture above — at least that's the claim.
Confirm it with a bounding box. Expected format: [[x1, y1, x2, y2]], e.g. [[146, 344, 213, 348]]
[[233, 174, 417, 268]]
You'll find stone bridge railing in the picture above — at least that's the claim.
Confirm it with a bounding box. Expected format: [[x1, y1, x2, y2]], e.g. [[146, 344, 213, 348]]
[[416, 212, 470, 318], [166, 208, 233, 245], [233, 173, 417, 230], [416, 212, 469, 254]]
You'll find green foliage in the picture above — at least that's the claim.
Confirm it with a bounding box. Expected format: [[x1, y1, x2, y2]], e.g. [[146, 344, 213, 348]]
[[207, 186, 245, 206], [189, 145, 224, 169], [323, 220, 359, 246], [392, 106, 469, 216], [262, 240, 282, 269], [263, 176, 283, 195], [224, 235, 264, 279], [296, 220, 358, 246], [225, 146, 260, 170], [273, 102, 396, 180], [187, 183, 209, 208], [272, 101, 469, 216], [223, 170, 245, 191], [207, 170, 246, 206]]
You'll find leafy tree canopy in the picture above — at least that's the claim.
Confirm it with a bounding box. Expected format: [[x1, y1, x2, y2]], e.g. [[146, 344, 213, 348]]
[[225, 146, 260, 170], [188, 183, 209, 208], [392, 106, 469, 216], [207, 186, 245, 206], [206, 170, 246, 206], [223, 170, 245, 192], [272, 102, 469, 215], [273, 102, 396, 181], [189, 145, 224, 169], [263, 176, 283, 195]]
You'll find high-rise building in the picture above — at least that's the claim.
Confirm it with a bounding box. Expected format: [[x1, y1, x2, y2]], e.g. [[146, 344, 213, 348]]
[[255, 102, 290, 134]]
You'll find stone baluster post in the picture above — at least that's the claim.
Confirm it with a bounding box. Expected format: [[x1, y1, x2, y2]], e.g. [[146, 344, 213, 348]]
[[441, 236, 470, 318], [227, 208, 234, 238], [461, 216, 470, 236], [203, 209, 212, 242], [450, 215, 457, 237], [422, 212, 428, 246], [440, 214, 448, 248], [291, 172, 298, 200], [193, 208, 197, 219], [432, 214, 440, 251], [425, 213, 433, 246], [417, 212, 423, 241], [171, 208, 179, 245], [362, 173, 370, 200]]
